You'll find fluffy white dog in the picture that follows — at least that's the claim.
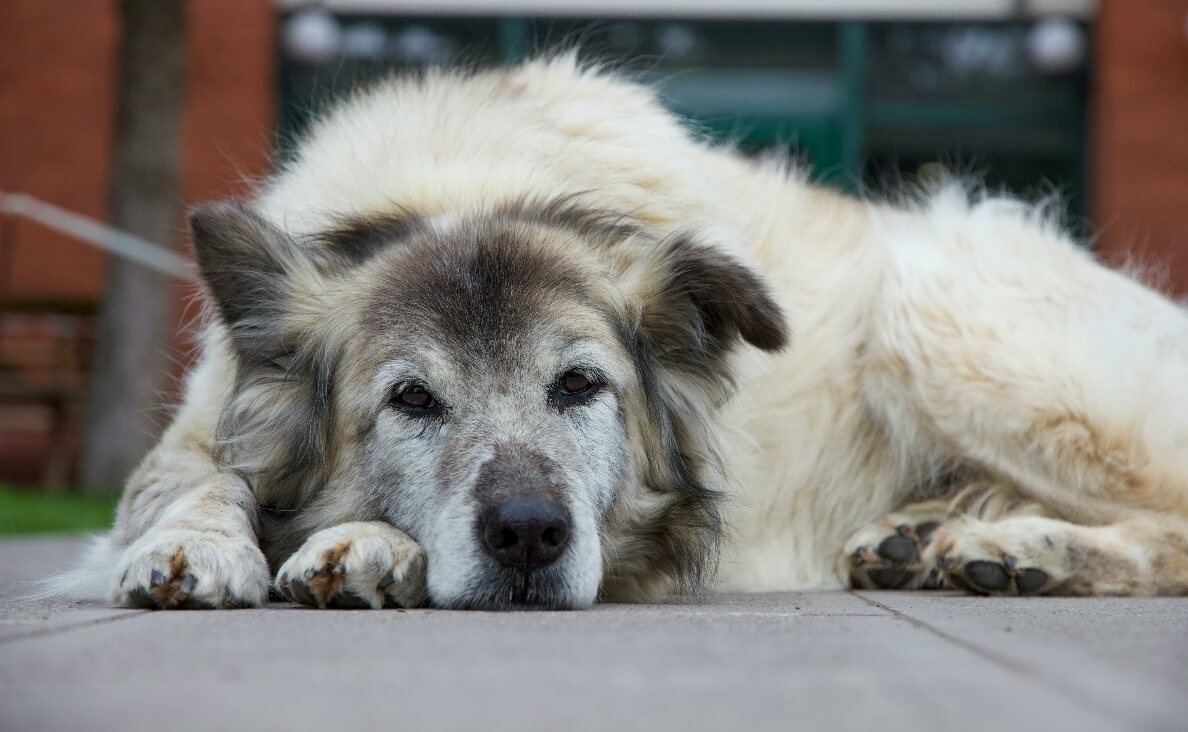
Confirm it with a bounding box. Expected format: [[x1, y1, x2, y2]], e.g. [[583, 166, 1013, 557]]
[[52, 56, 1188, 609]]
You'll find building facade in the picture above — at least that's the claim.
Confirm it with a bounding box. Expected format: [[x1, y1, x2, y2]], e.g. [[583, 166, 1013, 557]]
[[0, 0, 1185, 486]]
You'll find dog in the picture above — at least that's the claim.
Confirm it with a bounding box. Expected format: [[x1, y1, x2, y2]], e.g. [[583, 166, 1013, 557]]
[[52, 55, 1188, 609]]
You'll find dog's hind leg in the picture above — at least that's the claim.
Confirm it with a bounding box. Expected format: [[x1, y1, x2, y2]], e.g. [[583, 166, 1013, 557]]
[[862, 192, 1188, 594], [926, 512, 1188, 596], [846, 481, 1188, 595], [845, 480, 1046, 590]]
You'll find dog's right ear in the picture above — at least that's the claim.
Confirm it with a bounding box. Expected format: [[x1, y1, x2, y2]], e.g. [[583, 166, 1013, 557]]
[[188, 199, 296, 329]]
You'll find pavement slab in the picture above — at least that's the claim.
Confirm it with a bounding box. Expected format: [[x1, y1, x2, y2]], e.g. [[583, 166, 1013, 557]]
[[855, 590, 1188, 730], [1, 536, 1184, 732]]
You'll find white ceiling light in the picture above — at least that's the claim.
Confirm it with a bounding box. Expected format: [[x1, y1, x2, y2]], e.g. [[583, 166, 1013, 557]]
[[1027, 17, 1087, 74], [283, 8, 343, 63]]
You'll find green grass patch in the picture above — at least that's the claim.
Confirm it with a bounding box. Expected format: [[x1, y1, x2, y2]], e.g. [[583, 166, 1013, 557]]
[[0, 485, 118, 535]]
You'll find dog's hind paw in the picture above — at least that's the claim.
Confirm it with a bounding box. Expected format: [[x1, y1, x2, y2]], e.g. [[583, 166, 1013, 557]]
[[843, 503, 950, 590], [926, 517, 1059, 596], [115, 528, 270, 609], [275, 522, 426, 609]]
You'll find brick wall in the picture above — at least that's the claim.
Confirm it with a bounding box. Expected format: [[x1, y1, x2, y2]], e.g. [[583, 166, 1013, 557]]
[[1093, 0, 1188, 296], [0, 0, 275, 484], [1, 1, 1187, 484], [176, 0, 277, 365], [0, 0, 274, 305], [0, 0, 117, 305]]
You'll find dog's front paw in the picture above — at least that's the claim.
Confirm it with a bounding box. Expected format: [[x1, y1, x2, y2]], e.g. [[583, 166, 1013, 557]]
[[275, 522, 426, 609], [116, 528, 270, 609]]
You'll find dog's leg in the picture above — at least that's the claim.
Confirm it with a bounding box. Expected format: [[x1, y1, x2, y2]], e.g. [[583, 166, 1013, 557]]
[[863, 192, 1188, 594], [63, 338, 272, 610], [845, 480, 1046, 590], [109, 444, 270, 609], [275, 522, 426, 609], [845, 480, 1188, 594], [926, 512, 1188, 596], [849, 500, 1188, 595]]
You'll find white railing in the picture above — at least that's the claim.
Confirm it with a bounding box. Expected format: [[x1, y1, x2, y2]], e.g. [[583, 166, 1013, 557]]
[[0, 192, 195, 281]]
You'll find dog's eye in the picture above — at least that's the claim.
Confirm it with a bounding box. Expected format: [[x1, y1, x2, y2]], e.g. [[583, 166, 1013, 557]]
[[393, 384, 436, 410], [550, 369, 603, 410], [561, 372, 592, 395]]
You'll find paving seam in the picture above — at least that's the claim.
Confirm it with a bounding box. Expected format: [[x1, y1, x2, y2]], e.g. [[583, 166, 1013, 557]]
[[0, 607, 883, 645], [0, 610, 147, 645], [851, 592, 1031, 671], [850, 591, 1138, 727]]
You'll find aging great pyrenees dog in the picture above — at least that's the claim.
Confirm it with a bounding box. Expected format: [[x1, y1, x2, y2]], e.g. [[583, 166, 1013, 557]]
[[53, 56, 1188, 609]]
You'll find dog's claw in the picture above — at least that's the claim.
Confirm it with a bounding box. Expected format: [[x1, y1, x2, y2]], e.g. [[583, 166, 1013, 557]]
[[330, 590, 371, 609], [179, 574, 197, 593], [915, 521, 940, 543], [127, 587, 156, 608], [286, 580, 316, 606], [150, 569, 166, 587]]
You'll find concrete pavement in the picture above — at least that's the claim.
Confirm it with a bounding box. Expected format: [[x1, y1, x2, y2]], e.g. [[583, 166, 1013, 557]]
[[1, 536, 1185, 732]]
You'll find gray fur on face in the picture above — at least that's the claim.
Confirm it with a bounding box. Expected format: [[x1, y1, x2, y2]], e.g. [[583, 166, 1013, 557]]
[[190, 197, 788, 609], [348, 214, 631, 608]]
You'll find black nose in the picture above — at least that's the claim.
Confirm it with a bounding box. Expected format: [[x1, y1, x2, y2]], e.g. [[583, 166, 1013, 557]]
[[480, 495, 571, 569]]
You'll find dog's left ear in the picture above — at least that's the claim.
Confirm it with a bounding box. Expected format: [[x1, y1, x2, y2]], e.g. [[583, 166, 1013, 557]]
[[630, 234, 788, 371], [607, 234, 787, 596]]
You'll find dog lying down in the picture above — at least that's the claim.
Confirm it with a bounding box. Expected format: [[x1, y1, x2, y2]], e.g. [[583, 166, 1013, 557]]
[[51, 55, 1188, 610]]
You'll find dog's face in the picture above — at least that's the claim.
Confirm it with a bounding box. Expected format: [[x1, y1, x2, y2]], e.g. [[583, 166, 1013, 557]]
[[344, 216, 641, 609], [190, 199, 786, 609]]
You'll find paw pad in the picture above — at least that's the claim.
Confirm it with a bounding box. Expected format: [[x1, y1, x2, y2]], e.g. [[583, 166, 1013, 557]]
[[877, 534, 918, 563], [850, 521, 942, 590], [1015, 568, 1050, 594], [938, 552, 1050, 595]]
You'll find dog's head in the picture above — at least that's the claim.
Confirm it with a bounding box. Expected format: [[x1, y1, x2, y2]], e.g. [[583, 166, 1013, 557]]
[[190, 198, 786, 609]]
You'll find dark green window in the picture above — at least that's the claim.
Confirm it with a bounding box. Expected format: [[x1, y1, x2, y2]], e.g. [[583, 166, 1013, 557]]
[[280, 15, 1089, 227]]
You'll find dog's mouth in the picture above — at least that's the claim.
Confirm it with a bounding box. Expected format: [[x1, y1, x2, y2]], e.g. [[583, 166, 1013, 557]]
[[431, 566, 582, 611]]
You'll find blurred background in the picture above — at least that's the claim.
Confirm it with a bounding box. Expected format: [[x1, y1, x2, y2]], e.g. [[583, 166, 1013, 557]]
[[0, 0, 1185, 532]]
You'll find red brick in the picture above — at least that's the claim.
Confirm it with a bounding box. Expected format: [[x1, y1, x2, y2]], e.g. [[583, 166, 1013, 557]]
[[1093, 0, 1188, 296], [0, 0, 117, 304]]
